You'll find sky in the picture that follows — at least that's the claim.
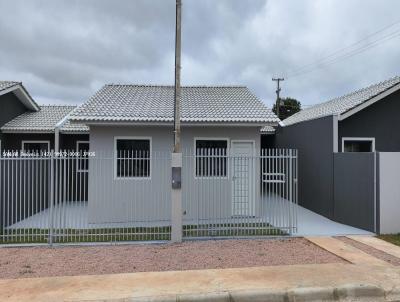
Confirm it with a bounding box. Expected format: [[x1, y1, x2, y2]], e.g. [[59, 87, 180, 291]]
[[0, 0, 399, 108]]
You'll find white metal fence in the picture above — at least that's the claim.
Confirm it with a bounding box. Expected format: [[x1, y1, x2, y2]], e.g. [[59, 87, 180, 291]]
[[0, 149, 297, 245], [182, 149, 298, 237]]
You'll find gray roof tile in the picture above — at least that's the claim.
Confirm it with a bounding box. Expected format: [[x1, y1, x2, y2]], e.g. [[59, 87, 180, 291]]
[[283, 76, 400, 126], [1, 105, 88, 133], [69, 85, 279, 124], [60, 119, 89, 133], [0, 81, 19, 92], [260, 125, 275, 133]]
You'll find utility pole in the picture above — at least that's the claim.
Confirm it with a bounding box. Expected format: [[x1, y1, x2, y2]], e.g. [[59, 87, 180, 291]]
[[272, 77, 284, 120], [171, 0, 183, 243], [173, 0, 182, 153]]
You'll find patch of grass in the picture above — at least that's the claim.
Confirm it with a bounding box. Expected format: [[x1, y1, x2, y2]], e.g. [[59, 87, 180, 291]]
[[0, 227, 171, 244], [0, 223, 288, 244], [183, 222, 288, 237], [377, 234, 400, 246]]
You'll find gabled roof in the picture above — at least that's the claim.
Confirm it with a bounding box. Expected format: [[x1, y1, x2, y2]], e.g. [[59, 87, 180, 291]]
[[283, 76, 400, 126], [69, 85, 279, 125], [0, 81, 40, 111], [1, 105, 88, 133]]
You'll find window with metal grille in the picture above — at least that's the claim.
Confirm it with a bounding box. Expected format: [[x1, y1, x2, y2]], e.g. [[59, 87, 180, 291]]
[[116, 138, 151, 178], [195, 139, 227, 177], [21, 141, 50, 153]]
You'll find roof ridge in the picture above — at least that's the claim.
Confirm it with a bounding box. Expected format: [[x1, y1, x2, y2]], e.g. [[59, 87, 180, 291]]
[[0, 80, 21, 84], [39, 104, 77, 107], [104, 84, 247, 88]]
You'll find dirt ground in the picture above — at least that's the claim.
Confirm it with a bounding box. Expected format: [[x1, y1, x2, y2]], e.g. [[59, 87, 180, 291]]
[[0, 238, 345, 279]]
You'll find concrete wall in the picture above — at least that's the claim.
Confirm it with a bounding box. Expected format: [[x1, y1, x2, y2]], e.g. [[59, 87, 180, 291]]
[[378, 152, 400, 234], [275, 116, 335, 219], [87, 125, 261, 224], [333, 153, 376, 232], [339, 89, 400, 152]]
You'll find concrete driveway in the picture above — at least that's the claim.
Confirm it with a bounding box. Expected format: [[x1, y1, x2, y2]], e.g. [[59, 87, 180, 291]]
[[295, 204, 372, 236]]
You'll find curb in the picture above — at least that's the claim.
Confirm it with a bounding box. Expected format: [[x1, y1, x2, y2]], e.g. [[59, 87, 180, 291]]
[[106, 284, 392, 302]]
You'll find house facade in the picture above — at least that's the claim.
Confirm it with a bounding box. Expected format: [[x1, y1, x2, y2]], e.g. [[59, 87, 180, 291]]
[[69, 84, 280, 224]]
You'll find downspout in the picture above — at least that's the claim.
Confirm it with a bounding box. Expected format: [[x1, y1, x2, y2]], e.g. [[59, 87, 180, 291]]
[[54, 110, 74, 152]]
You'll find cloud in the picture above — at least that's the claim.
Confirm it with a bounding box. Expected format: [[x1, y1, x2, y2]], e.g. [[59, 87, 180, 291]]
[[0, 0, 399, 108]]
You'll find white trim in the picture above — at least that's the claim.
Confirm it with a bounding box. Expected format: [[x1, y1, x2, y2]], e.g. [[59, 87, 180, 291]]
[[193, 137, 230, 179], [73, 121, 279, 127], [341, 137, 375, 152], [1, 129, 54, 134], [114, 136, 152, 180], [339, 83, 400, 121], [60, 131, 90, 135], [332, 115, 339, 153], [76, 141, 90, 173], [21, 140, 50, 152], [0, 84, 40, 111]]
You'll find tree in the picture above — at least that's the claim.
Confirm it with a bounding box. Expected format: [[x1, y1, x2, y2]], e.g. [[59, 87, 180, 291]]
[[272, 97, 301, 120]]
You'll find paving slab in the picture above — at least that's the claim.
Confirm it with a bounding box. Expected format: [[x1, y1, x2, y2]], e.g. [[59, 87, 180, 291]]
[[2, 262, 400, 302], [306, 236, 389, 266], [348, 236, 400, 259]]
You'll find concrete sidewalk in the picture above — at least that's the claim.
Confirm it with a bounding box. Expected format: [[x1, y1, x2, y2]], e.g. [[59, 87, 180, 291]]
[[1, 236, 400, 302]]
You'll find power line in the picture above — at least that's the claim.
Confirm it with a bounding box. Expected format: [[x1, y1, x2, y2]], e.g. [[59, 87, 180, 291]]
[[287, 30, 400, 79], [284, 20, 400, 79]]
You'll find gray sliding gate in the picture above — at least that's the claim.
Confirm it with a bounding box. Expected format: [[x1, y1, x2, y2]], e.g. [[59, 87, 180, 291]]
[[333, 152, 376, 232]]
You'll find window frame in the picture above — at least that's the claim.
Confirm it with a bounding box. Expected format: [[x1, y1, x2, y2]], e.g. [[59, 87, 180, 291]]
[[114, 136, 152, 180], [21, 140, 50, 153], [76, 140, 90, 173], [341, 137, 375, 153], [193, 137, 229, 179]]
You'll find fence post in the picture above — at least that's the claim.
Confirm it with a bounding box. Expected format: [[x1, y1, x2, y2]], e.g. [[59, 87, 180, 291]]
[[171, 152, 182, 242], [49, 152, 54, 246]]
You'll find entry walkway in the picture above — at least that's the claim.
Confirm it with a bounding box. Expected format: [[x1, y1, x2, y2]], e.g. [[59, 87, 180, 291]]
[[296, 204, 372, 236]]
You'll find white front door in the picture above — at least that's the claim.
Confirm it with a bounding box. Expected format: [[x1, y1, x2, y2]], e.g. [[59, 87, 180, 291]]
[[231, 141, 255, 216]]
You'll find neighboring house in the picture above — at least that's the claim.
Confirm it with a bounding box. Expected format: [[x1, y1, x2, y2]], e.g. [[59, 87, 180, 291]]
[[69, 84, 280, 224], [0, 81, 89, 153], [275, 75, 400, 232], [0, 81, 40, 152]]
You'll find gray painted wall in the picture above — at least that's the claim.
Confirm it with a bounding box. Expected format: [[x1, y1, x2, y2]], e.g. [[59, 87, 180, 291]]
[[1, 133, 89, 151], [339, 89, 400, 152], [0, 92, 28, 128], [0, 92, 30, 147], [2, 133, 55, 151], [275, 116, 335, 219], [87, 125, 261, 224], [333, 152, 376, 232], [378, 152, 400, 234]]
